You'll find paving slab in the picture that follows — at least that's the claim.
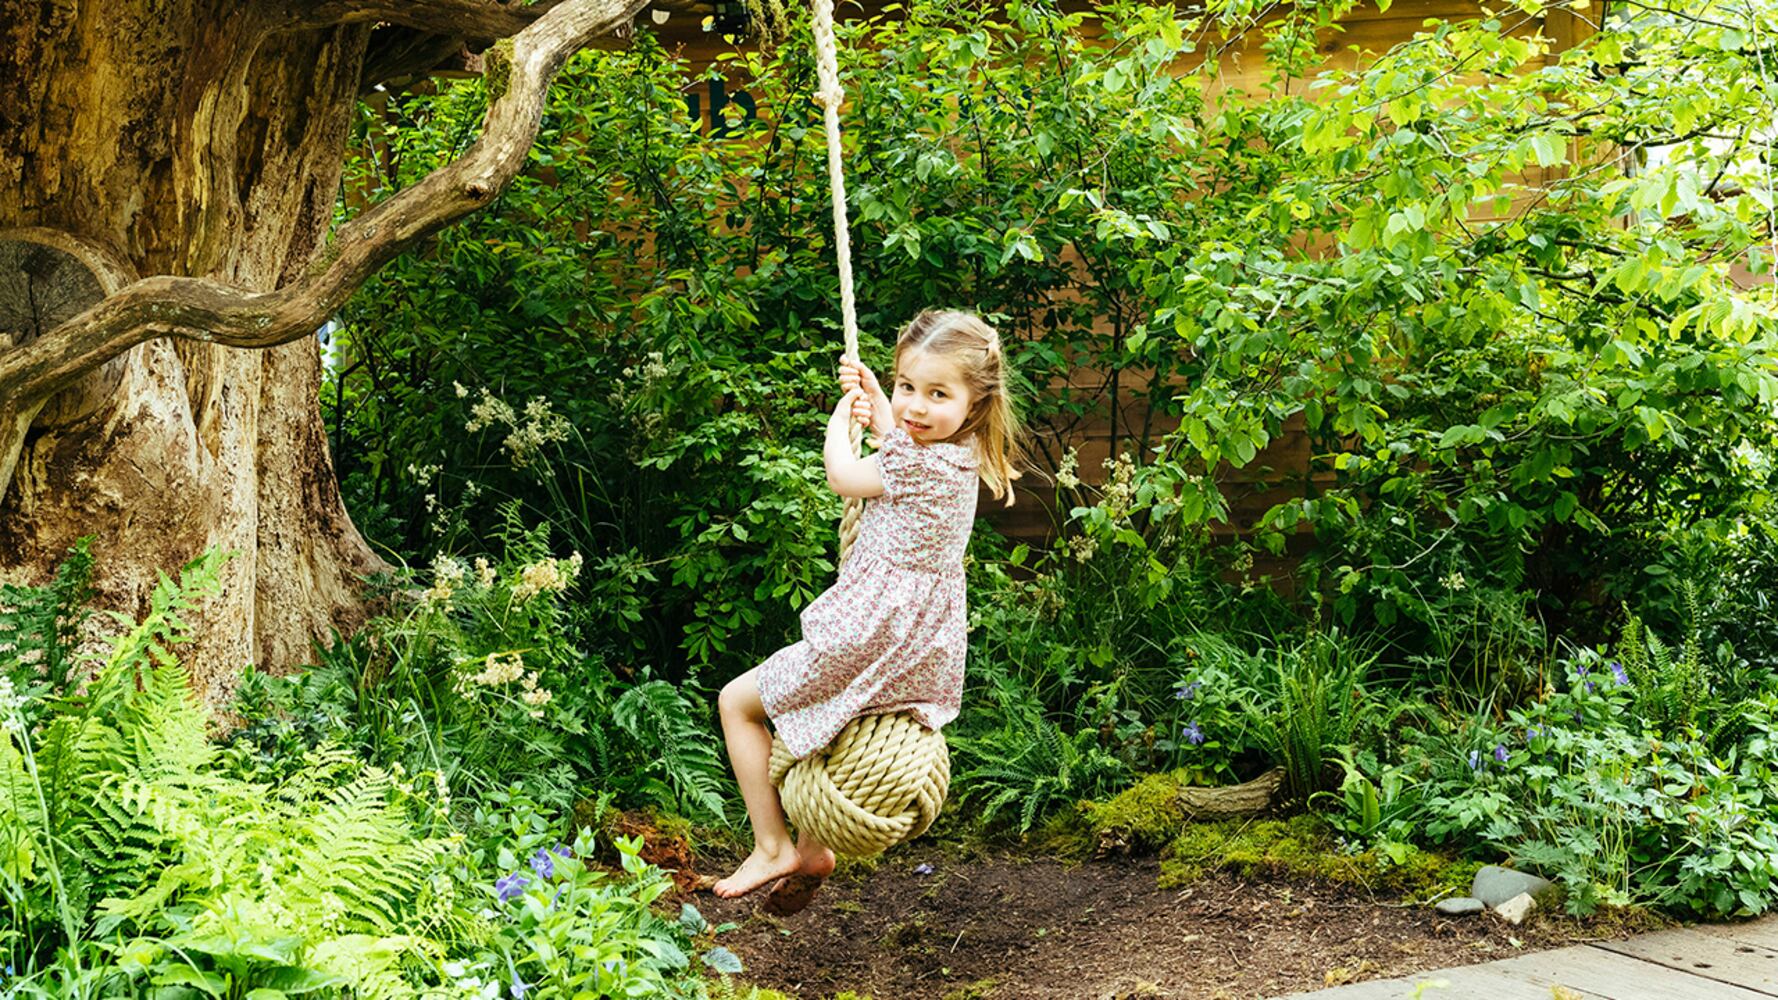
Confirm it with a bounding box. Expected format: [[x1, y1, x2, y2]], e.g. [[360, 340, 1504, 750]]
[[1279, 917, 1778, 1000]]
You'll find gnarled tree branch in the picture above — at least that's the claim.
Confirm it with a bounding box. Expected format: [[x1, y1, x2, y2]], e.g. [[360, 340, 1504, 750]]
[[0, 0, 647, 439], [285, 0, 574, 37]]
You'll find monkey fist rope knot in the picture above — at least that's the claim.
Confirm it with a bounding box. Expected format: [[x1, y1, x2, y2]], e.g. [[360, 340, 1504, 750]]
[[770, 711, 950, 858]]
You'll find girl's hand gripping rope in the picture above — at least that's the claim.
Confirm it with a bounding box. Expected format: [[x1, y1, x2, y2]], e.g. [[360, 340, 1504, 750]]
[[839, 358, 893, 433]]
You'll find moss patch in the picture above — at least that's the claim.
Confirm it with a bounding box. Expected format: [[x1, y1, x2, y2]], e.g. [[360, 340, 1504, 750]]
[[1080, 769, 1196, 854], [1159, 815, 1479, 900], [940, 979, 998, 1000]]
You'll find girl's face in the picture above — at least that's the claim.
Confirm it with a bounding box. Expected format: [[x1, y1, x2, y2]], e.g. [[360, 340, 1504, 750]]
[[892, 349, 974, 444]]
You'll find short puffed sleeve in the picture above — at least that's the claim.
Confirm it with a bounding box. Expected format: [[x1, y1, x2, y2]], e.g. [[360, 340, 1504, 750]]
[[873, 427, 937, 502]]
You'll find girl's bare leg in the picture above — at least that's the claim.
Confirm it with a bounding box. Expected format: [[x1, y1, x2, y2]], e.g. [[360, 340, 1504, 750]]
[[713, 669, 803, 898]]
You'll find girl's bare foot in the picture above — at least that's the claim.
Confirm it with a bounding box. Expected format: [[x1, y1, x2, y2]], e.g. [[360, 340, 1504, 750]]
[[762, 839, 837, 916], [713, 846, 801, 899]]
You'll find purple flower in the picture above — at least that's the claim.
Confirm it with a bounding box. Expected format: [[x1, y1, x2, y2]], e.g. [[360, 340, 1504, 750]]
[[1575, 663, 1597, 691], [1526, 726, 1543, 741], [530, 847, 555, 879], [1182, 721, 1206, 746], [511, 974, 531, 998], [1467, 749, 1484, 771], [1493, 744, 1509, 764], [912, 862, 935, 876], [1174, 680, 1203, 701], [551, 843, 572, 860], [494, 871, 530, 902], [1610, 660, 1629, 687]]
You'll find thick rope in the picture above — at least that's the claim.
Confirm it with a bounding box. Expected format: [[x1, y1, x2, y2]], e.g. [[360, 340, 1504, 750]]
[[771, 712, 950, 857], [767, 0, 951, 859], [811, 0, 866, 566]]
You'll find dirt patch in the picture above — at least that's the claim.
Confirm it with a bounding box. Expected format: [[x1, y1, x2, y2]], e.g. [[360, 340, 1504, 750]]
[[689, 844, 1620, 1000]]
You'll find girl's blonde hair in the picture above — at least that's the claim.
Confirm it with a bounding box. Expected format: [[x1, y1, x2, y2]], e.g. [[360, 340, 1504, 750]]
[[894, 309, 1026, 506]]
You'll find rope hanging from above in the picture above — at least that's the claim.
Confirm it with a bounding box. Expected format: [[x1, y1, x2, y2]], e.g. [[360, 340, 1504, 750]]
[[809, 0, 866, 563], [768, 0, 952, 858]]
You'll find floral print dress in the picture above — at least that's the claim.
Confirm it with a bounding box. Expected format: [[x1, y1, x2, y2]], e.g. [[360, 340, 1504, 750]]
[[756, 426, 980, 760]]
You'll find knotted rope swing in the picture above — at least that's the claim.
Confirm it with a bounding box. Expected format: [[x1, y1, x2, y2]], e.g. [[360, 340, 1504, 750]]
[[766, 0, 951, 859]]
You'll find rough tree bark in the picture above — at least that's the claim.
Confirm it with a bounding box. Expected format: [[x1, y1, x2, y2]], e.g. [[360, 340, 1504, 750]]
[[0, 0, 645, 705]]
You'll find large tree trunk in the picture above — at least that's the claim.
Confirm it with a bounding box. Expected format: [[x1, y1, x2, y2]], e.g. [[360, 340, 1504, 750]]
[[0, 4, 381, 702], [0, 0, 644, 706]]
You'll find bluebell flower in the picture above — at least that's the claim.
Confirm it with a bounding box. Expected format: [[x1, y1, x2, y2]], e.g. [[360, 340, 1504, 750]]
[[1467, 749, 1484, 771], [551, 843, 572, 860], [530, 847, 555, 879], [1182, 721, 1206, 746], [1493, 744, 1509, 764], [494, 871, 530, 902], [1174, 680, 1203, 701], [511, 974, 531, 998], [912, 862, 935, 876], [1526, 726, 1542, 741], [1610, 660, 1629, 687]]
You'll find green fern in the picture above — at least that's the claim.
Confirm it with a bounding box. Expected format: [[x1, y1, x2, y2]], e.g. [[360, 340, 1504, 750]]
[[1625, 583, 1712, 735], [613, 680, 729, 821], [4, 547, 457, 996], [0, 535, 95, 699], [955, 679, 1130, 832], [1261, 631, 1372, 803]]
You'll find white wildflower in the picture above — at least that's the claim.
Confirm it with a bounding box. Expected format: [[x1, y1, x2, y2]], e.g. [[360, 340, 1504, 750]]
[[0, 676, 27, 735], [1102, 453, 1136, 512], [422, 554, 466, 610], [1066, 534, 1098, 562], [474, 557, 496, 589], [454, 381, 469, 398], [465, 387, 516, 434], [512, 558, 573, 602], [1055, 447, 1081, 489], [1442, 571, 1467, 592], [460, 651, 526, 689], [503, 397, 570, 468]]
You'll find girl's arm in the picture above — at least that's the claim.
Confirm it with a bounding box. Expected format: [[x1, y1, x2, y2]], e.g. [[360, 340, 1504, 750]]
[[826, 388, 886, 498]]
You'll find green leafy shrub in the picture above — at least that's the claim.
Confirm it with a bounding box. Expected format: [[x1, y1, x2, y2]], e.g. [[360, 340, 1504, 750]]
[[1418, 618, 1778, 917], [231, 509, 730, 824]]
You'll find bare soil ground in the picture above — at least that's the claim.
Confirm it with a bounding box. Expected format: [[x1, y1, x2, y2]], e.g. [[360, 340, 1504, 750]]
[[688, 842, 1623, 1000]]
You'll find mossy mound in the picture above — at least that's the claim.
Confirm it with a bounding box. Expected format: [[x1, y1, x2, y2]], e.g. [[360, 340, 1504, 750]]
[[1080, 769, 1197, 853], [1159, 814, 1479, 899]]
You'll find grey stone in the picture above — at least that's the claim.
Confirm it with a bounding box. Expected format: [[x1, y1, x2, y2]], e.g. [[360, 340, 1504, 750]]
[[1433, 896, 1486, 916], [1471, 864, 1555, 907], [1493, 891, 1537, 925]]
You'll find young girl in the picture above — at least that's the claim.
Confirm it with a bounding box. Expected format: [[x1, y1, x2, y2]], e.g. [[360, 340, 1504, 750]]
[[713, 309, 1023, 909]]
